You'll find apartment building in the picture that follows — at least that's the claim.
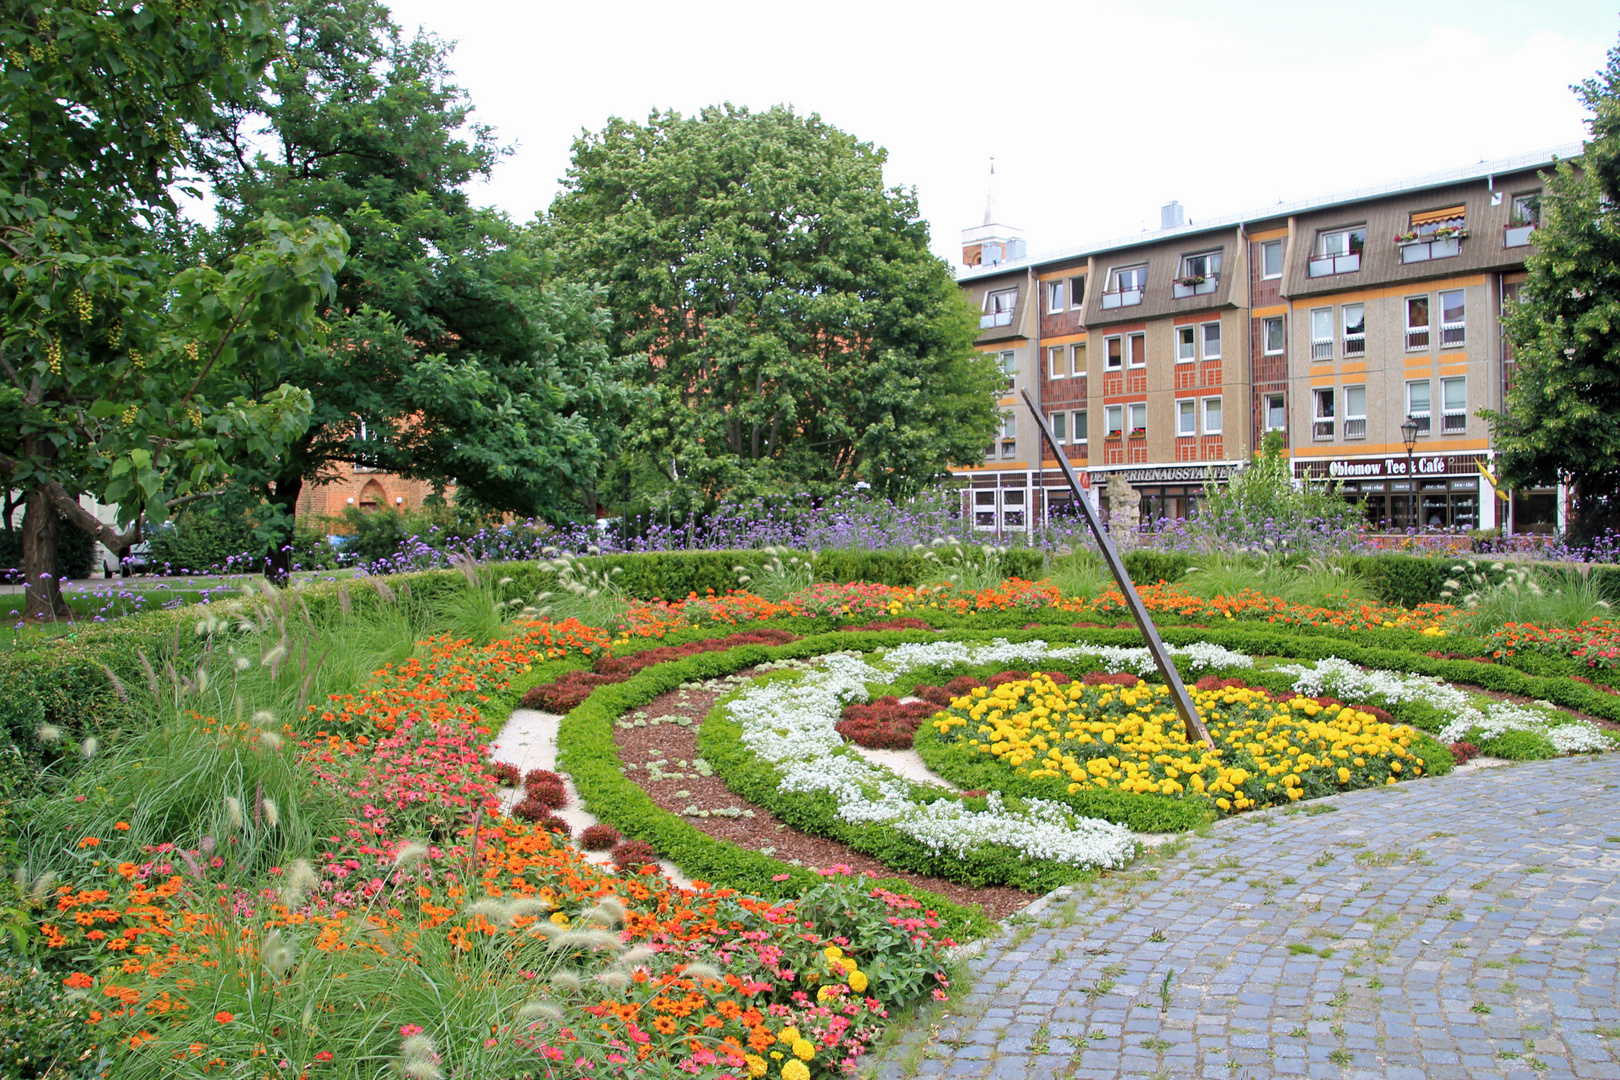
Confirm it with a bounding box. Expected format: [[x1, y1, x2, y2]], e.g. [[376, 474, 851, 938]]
[[952, 146, 1576, 536]]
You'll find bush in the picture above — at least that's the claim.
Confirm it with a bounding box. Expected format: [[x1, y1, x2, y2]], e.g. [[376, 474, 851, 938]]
[[1477, 727, 1558, 761], [1450, 741, 1481, 764], [523, 768, 563, 788], [489, 762, 521, 786], [0, 950, 105, 1079], [611, 838, 659, 870], [580, 823, 621, 851], [524, 781, 568, 810], [1122, 550, 1194, 586], [145, 498, 258, 574]]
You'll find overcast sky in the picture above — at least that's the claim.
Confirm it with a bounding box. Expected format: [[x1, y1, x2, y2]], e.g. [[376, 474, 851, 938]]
[[378, 0, 1616, 267]]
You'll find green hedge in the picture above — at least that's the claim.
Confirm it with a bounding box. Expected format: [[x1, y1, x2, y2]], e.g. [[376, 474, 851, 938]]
[[1121, 550, 1196, 586]]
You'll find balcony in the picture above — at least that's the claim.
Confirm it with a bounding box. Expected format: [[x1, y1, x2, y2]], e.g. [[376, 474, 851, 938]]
[[1441, 321, 1465, 348], [1504, 223, 1535, 248], [1307, 252, 1361, 278], [1310, 339, 1333, 362], [1172, 274, 1219, 299], [1398, 235, 1462, 263], [1343, 333, 1366, 358], [979, 310, 1014, 329], [1101, 287, 1144, 310]]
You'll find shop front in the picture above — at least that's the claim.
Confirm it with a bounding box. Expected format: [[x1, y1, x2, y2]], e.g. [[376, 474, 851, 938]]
[[1298, 453, 1490, 531], [1069, 463, 1239, 528]]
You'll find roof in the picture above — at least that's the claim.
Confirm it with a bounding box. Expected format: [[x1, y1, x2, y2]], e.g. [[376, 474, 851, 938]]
[[953, 143, 1583, 283]]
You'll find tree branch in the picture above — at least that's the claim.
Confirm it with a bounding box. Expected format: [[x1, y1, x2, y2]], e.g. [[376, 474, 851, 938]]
[[0, 449, 224, 550]]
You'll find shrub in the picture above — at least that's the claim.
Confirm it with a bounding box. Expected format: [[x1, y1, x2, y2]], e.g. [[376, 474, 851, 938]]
[[524, 781, 568, 810], [1450, 741, 1481, 764], [0, 950, 104, 1079], [523, 768, 563, 788], [1478, 728, 1558, 761], [489, 762, 521, 786], [580, 823, 621, 851], [1122, 549, 1195, 587], [840, 617, 934, 632], [536, 812, 572, 838], [610, 838, 659, 870], [835, 697, 937, 750], [511, 796, 549, 823]]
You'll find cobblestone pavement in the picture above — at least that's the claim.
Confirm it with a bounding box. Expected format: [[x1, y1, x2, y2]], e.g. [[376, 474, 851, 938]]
[[872, 754, 1620, 1080]]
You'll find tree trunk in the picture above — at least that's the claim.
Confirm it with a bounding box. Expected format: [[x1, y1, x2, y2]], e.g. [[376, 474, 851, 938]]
[[21, 483, 70, 621], [264, 473, 303, 584]]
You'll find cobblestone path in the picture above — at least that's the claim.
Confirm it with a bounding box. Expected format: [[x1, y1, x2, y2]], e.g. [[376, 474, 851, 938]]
[[873, 754, 1620, 1080]]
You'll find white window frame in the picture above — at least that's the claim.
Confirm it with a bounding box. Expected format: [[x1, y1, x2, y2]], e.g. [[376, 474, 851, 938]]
[[1264, 393, 1286, 431], [1202, 395, 1223, 435], [1202, 320, 1221, 360], [1260, 239, 1284, 279], [1342, 303, 1366, 358], [1309, 226, 1365, 277], [1441, 376, 1467, 434], [1439, 289, 1466, 348], [1047, 280, 1065, 314], [1312, 388, 1336, 441], [1073, 409, 1088, 444], [1510, 191, 1540, 226], [1180, 250, 1222, 279], [1405, 296, 1431, 350], [1343, 384, 1367, 440], [1406, 379, 1432, 435], [986, 288, 1018, 315], [1103, 263, 1147, 309], [1263, 317, 1285, 355], [1000, 350, 1017, 381], [1070, 343, 1086, 377], [1176, 398, 1197, 436], [972, 489, 998, 528], [1176, 325, 1196, 363], [1104, 404, 1124, 437], [1068, 275, 1087, 310], [1127, 402, 1148, 436], [1002, 412, 1017, 440], [1049, 345, 1066, 379], [1310, 308, 1333, 362], [1127, 332, 1146, 369], [1104, 335, 1123, 371]]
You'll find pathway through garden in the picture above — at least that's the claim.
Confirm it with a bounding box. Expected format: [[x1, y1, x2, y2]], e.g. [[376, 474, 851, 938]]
[[873, 753, 1620, 1080]]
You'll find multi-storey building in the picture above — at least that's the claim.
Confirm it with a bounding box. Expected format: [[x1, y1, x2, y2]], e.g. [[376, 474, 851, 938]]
[[952, 146, 1576, 537]]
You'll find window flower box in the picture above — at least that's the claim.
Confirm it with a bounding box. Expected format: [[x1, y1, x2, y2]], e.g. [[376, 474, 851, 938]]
[[1104, 431, 1122, 442], [1128, 427, 1147, 439]]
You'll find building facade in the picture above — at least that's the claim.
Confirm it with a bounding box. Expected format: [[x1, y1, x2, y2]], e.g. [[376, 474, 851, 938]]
[[951, 146, 1574, 536]]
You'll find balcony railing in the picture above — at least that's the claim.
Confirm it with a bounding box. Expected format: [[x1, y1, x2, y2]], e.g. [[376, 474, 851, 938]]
[[1406, 327, 1431, 350], [1307, 252, 1361, 277], [1442, 411, 1467, 434], [1343, 333, 1366, 358], [1171, 274, 1219, 298], [1409, 412, 1431, 435], [979, 310, 1014, 329], [1504, 223, 1535, 248], [1310, 339, 1333, 362], [1441, 321, 1465, 348], [1101, 287, 1144, 309], [1344, 417, 1367, 440], [1398, 236, 1461, 263], [1312, 420, 1335, 441]]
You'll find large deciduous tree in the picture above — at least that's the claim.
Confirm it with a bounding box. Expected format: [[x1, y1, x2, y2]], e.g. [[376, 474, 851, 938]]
[[206, 0, 625, 574], [548, 104, 1000, 510], [0, 1, 342, 618], [1493, 41, 1620, 541]]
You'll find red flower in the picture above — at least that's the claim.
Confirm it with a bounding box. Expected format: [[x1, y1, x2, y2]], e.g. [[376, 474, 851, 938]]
[[215, 1011, 234, 1024]]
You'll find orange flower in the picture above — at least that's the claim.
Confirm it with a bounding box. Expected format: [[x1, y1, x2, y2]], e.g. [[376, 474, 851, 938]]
[[215, 1011, 234, 1024], [653, 1017, 677, 1035], [63, 972, 94, 989]]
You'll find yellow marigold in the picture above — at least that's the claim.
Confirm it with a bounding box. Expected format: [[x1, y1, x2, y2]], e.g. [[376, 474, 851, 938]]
[[777, 1026, 800, 1045], [745, 1055, 768, 1078], [823, 946, 843, 961], [849, 969, 869, 993], [782, 1061, 810, 1080], [792, 1038, 815, 1061]]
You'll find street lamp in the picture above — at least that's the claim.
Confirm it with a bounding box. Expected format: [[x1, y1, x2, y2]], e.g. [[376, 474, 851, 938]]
[[1400, 414, 1421, 530]]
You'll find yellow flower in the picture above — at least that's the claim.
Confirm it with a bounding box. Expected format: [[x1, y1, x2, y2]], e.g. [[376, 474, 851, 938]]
[[816, 985, 836, 1003], [792, 1038, 815, 1061], [777, 1027, 800, 1045], [745, 1055, 768, 1078], [849, 969, 869, 993], [782, 1061, 810, 1080], [823, 946, 844, 961], [550, 912, 570, 926]]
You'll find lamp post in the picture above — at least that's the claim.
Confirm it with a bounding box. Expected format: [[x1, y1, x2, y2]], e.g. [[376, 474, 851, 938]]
[[1401, 414, 1420, 531]]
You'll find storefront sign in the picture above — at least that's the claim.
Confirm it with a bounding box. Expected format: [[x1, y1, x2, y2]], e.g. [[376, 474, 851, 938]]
[[1090, 464, 1237, 485], [1299, 453, 1487, 481]]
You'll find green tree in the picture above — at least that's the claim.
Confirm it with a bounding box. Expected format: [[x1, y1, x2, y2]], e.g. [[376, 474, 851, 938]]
[[549, 103, 1000, 511], [0, 2, 344, 619], [1492, 45, 1618, 540], [206, 0, 625, 574]]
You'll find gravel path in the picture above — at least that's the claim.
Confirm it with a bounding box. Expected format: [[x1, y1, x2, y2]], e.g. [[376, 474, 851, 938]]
[[872, 753, 1620, 1080]]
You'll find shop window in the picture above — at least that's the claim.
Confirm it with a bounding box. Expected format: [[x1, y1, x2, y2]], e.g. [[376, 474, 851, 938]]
[[1344, 385, 1367, 440], [1203, 396, 1223, 435], [1407, 380, 1431, 435], [1442, 376, 1467, 433], [1343, 303, 1366, 358], [1177, 399, 1196, 436], [1312, 388, 1335, 441], [1512, 488, 1558, 534], [1202, 321, 1221, 360]]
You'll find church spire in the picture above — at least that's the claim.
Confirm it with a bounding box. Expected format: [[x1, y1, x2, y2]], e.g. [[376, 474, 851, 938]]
[[983, 156, 997, 226]]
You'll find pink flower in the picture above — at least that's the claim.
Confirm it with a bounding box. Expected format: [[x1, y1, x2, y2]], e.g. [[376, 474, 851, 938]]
[[314, 1051, 334, 1062], [771, 873, 790, 882], [400, 1024, 424, 1038]]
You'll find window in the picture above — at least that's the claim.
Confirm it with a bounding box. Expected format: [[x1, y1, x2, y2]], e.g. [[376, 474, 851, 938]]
[[1068, 275, 1087, 309], [1002, 413, 1017, 440], [1439, 289, 1465, 347], [1127, 332, 1145, 368], [1070, 343, 1086, 377], [1000, 350, 1017, 381], [1400, 205, 1466, 262], [1202, 321, 1221, 360], [974, 489, 997, 528], [1047, 281, 1065, 313], [1407, 380, 1432, 435], [1052, 411, 1068, 442], [1177, 399, 1196, 436], [1049, 345, 1066, 379], [1177, 326, 1196, 362], [1105, 404, 1124, 437], [1002, 489, 1025, 527], [1309, 226, 1365, 276], [1343, 303, 1366, 358], [1442, 376, 1467, 433], [1312, 388, 1336, 440], [1103, 264, 1147, 308], [1202, 396, 1222, 435], [1406, 296, 1430, 349], [1310, 308, 1333, 362], [1073, 410, 1088, 443], [1105, 336, 1122, 370], [986, 288, 1017, 320], [1175, 250, 1221, 295], [1263, 316, 1285, 355], [1128, 402, 1147, 435], [1344, 385, 1367, 439], [1260, 239, 1284, 279], [1511, 192, 1540, 227], [1264, 393, 1286, 431]]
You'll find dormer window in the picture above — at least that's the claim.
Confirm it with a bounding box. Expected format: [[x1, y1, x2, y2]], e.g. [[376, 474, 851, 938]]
[[1398, 205, 1467, 263], [980, 288, 1017, 329], [1102, 264, 1147, 309], [1308, 226, 1365, 277], [1174, 250, 1221, 296]]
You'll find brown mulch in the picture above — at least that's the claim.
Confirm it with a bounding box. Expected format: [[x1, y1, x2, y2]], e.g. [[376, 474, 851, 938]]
[[611, 678, 1036, 920]]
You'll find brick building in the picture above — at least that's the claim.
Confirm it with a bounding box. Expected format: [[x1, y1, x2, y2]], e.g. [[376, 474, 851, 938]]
[[952, 146, 1576, 536]]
